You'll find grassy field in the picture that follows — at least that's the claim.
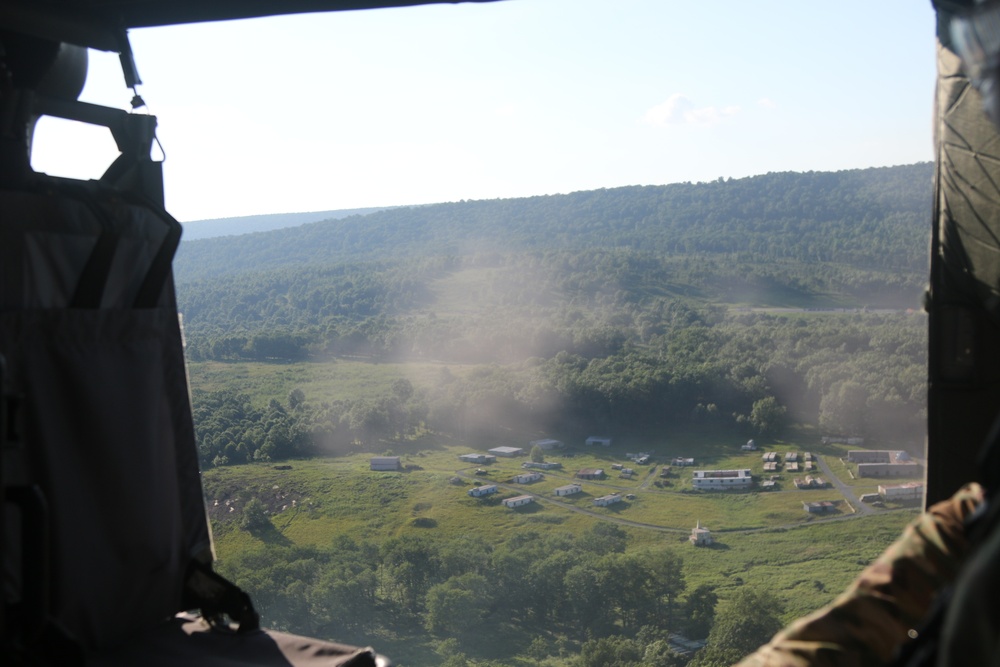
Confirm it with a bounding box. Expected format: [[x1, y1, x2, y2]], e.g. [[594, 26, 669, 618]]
[[204, 438, 918, 626], [678, 513, 913, 620], [202, 424, 922, 541], [192, 361, 923, 654], [188, 358, 477, 407]]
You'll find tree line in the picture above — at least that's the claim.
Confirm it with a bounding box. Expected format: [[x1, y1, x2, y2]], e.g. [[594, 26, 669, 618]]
[[177, 249, 924, 366], [192, 307, 925, 468], [210, 516, 784, 667]]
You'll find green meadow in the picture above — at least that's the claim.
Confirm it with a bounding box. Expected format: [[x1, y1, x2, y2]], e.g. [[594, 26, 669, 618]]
[[203, 436, 919, 625], [188, 358, 477, 406]]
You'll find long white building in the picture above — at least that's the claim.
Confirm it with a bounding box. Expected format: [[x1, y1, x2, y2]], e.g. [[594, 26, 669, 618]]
[[691, 469, 753, 490]]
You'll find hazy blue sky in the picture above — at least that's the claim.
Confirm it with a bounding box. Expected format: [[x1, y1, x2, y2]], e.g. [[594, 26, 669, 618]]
[[31, 0, 937, 222]]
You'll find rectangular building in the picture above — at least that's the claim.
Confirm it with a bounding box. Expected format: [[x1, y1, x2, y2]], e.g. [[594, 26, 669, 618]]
[[370, 456, 401, 471], [691, 469, 754, 490], [503, 495, 534, 508], [858, 462, 922, 478], [468, 484, 498, 497], [459, 453, 496, 464], [554, 484, 582, 496], [489, 446, 525, 458], [879, 482, 924, 500], [530, 439, 564, 450], [593, 493, 623, 507], [804, 501, 837, 513], [848, 450, 891, 464]]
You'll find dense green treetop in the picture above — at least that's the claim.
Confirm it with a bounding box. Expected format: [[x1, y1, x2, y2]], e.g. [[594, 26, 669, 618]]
[[175, 164, 932, 283]]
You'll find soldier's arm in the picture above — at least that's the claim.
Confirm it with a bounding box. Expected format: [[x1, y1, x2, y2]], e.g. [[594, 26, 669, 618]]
[[734, 483, 984, 667]]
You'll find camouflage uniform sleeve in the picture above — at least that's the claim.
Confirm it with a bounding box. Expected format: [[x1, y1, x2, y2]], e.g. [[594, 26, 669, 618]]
[[734, 483, 984, 667]]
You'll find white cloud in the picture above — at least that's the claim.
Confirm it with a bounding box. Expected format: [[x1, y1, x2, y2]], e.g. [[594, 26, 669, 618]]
[[757, 97, 778, 109], [642, 94, 740, 128]]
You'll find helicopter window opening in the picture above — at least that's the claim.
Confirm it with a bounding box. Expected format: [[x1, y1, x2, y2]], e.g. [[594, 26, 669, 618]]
[[29, 48, 145, 181], [29, 116, 122, 180], [14, 2, 938, 664]]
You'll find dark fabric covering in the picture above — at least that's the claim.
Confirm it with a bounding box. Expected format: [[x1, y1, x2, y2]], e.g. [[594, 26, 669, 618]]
[[2, 308, 190, 648], [87, 615, 383, 667], [1, 183, 213, 650], [927, 41, 1000, 506], [934, 45, 1000, 316], [1, 171, 389, 664]]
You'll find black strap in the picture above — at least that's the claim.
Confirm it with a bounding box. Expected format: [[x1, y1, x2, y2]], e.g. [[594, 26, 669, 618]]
[[66, 184, 120, 310], [35, 178, 181, 310], [126, 192, 181, 309], [182, 560, 260, 634]]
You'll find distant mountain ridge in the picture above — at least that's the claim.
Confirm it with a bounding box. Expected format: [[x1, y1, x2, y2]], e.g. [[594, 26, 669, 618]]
[[174, 163, 933, 284], [180, 206, 393, 240]]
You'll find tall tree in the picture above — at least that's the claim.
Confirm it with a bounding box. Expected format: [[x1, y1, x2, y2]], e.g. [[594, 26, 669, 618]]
[[689, 587, 784, 667], [680, 584, 718, 640], [749, 396, 786, 437]]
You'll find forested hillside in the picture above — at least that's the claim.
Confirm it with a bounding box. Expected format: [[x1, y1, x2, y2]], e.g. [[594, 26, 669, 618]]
[[181, 206, 393, 240], [180, 164, 932, 469], [177, 164, 931, 358], [175, 164, 931, 281]]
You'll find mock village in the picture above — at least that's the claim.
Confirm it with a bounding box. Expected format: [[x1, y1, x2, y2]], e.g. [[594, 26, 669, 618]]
[[368, 435, 925, 545]]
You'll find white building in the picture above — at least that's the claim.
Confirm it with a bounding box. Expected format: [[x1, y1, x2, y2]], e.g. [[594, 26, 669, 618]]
[[858, 462, 922, 478], [502, 495, 534, 508], [554, 483, 582, 497], [691, 469, 753, 490], [512, 472, 542, 484], [593, 493, 623, 507], [879, 482, 924, 500], [467, 484, 498, 497], [459, 453, 496, 464], [369, 456, 401, 471], [489, 446, 524, 458], [848, 450, 891, 463], [585, 436, 613, 447], [530, 438, 564, 450], [689, 521, 713, 546]]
